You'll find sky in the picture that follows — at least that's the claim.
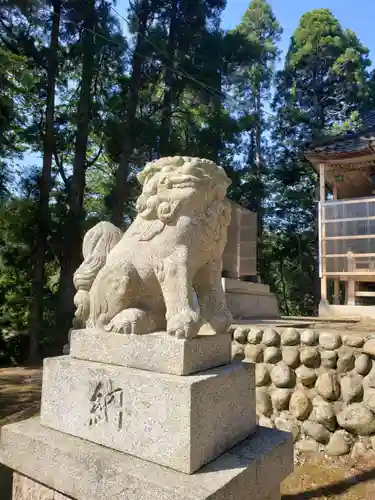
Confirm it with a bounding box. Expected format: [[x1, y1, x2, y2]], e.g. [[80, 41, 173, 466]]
[[223, 0, 375, 66]]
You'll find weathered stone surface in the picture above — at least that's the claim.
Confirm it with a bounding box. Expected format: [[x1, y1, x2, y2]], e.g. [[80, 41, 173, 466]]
[[289, 391, 312, 421], [13, 473, 69, 500], [325, 430, 351, 456], [258, 416, 274, 429], [365, 364, 375, 389], [282, 347, 300, 368], [281, 328, 300, 346], [351, 442, 371, 461], [295, 366, 317, 387], [40, 356, 256, 474], [363, 339, 375, 358], [233, 327, 248, 344], [300, 329, 318, 346], [244, 344, 263, 363], [316, 372, 340, 402], [271, 388, 292, 412], [300, 347, 320, 368], [256, 364, 271, 387], [312, 400, 336, 432], [343, 335, 365, 348], [264, 347, 282, 364], [257, 388, 273, 417], [232, 341, 245, 361], [247, 328, 263, 345], [73, 157, 233, 339], [371, 435, 375, 452], [341, 373, 363, 404], [363, 389, 375, 413], [337, 347, 355, 374], [302, 421, 330, 444], [337, 403, 375, 435], [262, 328, 280, 347], [275, 414, 300, 442], [71, 330, 232, 376], [270, 364, 295, 389], [320, 350, 337, 369], [319, 332, 341, 350], [0, 418, 294, 500], [295, 439, 319, 453], [355, 354, 372, 376]]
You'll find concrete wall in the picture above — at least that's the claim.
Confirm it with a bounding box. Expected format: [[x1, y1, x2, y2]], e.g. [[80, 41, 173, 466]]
[[232, 326, 375, 456]]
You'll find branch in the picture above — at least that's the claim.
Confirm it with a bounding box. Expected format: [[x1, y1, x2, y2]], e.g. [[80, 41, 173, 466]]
[[0, 19, 47, 69], [53, 150, 68, 187], [86, 142, 103, 169]]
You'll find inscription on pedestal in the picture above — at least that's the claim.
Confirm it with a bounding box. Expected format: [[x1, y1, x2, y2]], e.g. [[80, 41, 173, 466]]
[[88, 380, 124, 431]]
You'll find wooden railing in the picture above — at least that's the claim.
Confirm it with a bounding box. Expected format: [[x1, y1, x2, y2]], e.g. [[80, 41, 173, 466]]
[[320, 197, 375, 277]]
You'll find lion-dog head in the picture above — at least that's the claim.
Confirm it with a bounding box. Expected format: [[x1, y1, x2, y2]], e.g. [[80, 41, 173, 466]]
[[136, 156, 231, 222]]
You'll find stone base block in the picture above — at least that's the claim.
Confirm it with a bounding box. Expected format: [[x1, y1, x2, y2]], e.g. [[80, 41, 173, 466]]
[[319, 302, 375, 320], [40, 357, 256, 474], [222, 278, 280, 319], [70, 329, 231, 375], [2, 418, 293, 500]]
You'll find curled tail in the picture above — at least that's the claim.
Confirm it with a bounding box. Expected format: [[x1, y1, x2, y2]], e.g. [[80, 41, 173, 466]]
[[73, 221, 123, 328]]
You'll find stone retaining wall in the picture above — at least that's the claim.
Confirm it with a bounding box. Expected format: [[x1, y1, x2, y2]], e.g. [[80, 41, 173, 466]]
[[232, 326, 375, 456]]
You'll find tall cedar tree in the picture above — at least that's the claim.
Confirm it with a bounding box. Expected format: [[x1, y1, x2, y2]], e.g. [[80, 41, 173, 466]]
[[234, 0, 281, 275], [270, 8, 372, 315], [28, 0, 61, 364]]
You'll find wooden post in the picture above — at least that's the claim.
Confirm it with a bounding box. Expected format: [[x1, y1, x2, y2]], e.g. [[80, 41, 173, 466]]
[[347, 280, 356, 306], [320, 163, 327, 302], [332, 181, 340, 304], [333, 279, 340, 305], [347, 251, 356, 306]]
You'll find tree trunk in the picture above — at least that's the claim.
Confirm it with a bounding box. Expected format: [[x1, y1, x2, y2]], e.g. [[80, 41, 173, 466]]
[[254, 88, 263, 277], [110, 0, 150, 228], [28, 0, 61, 364], [158, 0, 178, 157], [279, 258, 289, 316], [254, 91, 262, 225], [55, 0, 96, 350], [211, 65, 223, 164]]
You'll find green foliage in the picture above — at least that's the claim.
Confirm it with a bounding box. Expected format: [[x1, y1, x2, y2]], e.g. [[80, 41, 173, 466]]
[[269, 8, 372, 314]]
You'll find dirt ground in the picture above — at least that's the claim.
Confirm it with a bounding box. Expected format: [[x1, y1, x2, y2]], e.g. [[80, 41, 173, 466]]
[[1, 367, 375, 498], [282, 453, 375, 499], [0, 366, 42, 426]]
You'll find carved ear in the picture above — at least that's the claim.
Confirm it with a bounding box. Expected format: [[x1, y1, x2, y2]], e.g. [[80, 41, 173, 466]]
[[139, 219, 165, 241]]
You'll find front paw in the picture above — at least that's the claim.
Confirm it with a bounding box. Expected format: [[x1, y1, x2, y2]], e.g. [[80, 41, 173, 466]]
[[105, 308, 156, 335], [167, 310, 201, 339]]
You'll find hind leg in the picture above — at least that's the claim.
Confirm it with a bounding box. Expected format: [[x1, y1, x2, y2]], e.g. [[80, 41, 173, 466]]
[[87, 262, 137, 329]]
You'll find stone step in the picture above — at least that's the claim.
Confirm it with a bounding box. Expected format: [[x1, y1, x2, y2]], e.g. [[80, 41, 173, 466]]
[[1, 417, 292, 500]]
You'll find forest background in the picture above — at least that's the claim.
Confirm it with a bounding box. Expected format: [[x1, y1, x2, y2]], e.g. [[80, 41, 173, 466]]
[[1, 0, 375, 364]]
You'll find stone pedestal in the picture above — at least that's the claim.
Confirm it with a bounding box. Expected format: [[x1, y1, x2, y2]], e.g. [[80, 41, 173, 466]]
[[222, 278, 280, 319], [4, 419, 291, 500], [0, 329, 293, 499]]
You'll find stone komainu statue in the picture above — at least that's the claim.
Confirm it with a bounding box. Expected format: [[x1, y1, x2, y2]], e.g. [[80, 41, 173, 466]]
[[73, 156, 233, 339]]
